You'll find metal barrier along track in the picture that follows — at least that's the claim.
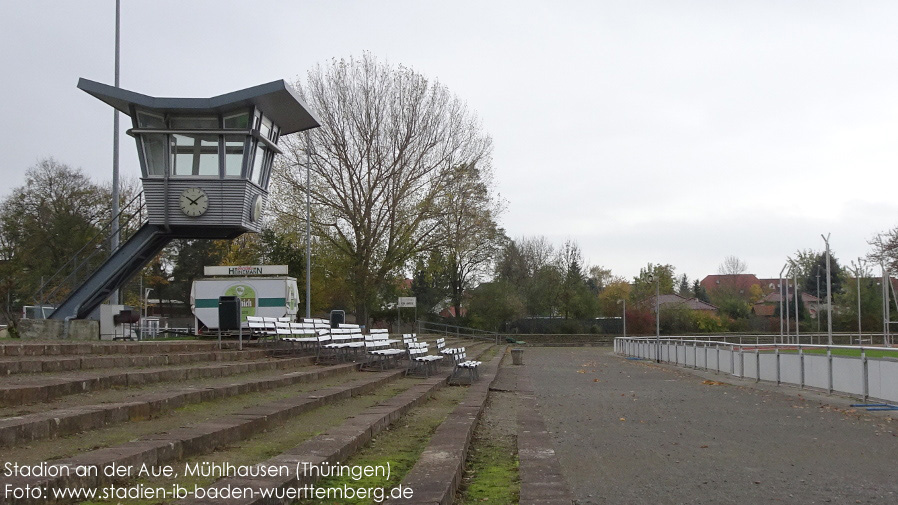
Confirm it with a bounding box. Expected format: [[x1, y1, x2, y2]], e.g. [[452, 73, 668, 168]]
[[615, 336, 898, 404]]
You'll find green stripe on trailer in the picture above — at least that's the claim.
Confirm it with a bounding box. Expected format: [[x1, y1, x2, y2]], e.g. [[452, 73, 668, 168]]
[[258, 298, 287, 307], [196, 298, 287, 308]]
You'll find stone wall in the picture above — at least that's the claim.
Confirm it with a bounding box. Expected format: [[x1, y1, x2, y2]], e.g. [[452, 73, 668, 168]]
[[18, 319, 99, 340]]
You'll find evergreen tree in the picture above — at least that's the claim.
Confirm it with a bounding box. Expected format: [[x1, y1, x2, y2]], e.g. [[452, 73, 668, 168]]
[[803, 252, 845, 298], [410, 251, 451, 316], [678, 274, 692, 297], [693, 279, 710, 303]]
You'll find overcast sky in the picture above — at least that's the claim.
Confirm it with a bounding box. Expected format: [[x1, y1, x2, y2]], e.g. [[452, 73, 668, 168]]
[[3, 1, 898, 284]]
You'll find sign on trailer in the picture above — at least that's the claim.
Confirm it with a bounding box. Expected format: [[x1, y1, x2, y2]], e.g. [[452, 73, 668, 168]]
[[203, 265, 288, 276]]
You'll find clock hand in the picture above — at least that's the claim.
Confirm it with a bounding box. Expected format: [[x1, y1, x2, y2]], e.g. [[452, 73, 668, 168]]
[[187, 196, 200, 205]]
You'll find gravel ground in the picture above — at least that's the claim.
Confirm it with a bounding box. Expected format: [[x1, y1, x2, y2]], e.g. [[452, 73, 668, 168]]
[[524, 347, 898, 505]]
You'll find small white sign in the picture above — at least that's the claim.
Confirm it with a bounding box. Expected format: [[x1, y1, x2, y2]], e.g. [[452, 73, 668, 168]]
[[204, 265, 288, 276], [398, 297, 417, 308]]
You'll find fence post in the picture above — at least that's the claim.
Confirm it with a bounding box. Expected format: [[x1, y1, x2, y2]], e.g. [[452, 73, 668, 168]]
[[716, 345, 720, 374], [827, 348, 833, 394], [693, 341, 698, 369], [773, 347, 780, 386], [738, 346, 744, 378], [799, 345, 805, 389], [730, 345, 735, 374], [862, 349, 869, 401], [756, 349, 760, 383]]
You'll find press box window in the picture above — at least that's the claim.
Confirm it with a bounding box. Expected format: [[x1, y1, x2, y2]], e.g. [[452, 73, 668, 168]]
[[171, 134, 219, 176]]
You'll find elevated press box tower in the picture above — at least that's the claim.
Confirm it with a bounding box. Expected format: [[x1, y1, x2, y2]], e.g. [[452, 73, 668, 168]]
[[79, 78, 319, 234], [47, 80, 320, 321]]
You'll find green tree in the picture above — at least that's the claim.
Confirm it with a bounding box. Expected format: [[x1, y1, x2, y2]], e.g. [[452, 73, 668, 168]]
[[834, 262, 882, 332], [0, 159, 109, 309], [632, 263, 676, 307], [598, 280, 631, 317], [587, 265, 614, 295], [255, 229, 305, 279], [466, 281, 525, 332], [169, 239, 226, 308], [677, 274, 692, 297], [693, 279, 710, 303], [790, 249, 844, 298], [717, 296, 752, 320], [495, 236, 559, 317], [410, 250, 451, 316], [556, 240, 597, 319]]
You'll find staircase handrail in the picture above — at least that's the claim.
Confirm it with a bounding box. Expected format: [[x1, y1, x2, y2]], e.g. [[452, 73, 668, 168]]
[[34, 191, 147, 306]]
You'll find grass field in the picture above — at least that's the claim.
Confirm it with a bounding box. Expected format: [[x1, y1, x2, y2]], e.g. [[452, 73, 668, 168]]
[[761, 347, 898, 358]]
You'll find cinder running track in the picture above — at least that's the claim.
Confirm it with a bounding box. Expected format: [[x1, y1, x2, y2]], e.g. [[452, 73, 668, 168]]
[[524, 347, 898, 505]]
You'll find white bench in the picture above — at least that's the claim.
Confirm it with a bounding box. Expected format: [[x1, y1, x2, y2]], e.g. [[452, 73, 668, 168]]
[[449, 350, 481, 385], [283, 322, 319, 349], [406, 342, 443, 377], [246, 316, 276, 343], [369, 328, 399, 347], [323, 327, 365, 362], [439, 338, 464, 357], [309, 329, 333, 362], [362, 335, 405, 370]]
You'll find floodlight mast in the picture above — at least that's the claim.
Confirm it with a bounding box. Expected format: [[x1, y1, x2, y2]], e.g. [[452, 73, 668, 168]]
[[779, 264, 788, 344], [617, 298, 626, 338], [305, 131, 312, 319], [110, 0, 121, 305], [822, 233, 833, 346], [816, 267, 821, 335], [856, 258, 865, 344], [793, 265, 800, 344]]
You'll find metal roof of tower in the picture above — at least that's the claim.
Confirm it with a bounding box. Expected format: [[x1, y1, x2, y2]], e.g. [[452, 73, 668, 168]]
[[77, 78, 321, 134]]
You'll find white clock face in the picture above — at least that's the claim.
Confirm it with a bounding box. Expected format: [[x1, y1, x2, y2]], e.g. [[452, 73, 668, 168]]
[[251, 195, 264, 223], [179, 187, 208, 217]]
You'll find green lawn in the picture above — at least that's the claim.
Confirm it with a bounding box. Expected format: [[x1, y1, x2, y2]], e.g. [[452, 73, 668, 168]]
[[765, 347, 898, 359]]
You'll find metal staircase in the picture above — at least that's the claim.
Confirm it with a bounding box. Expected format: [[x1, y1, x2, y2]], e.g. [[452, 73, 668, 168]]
[[35, 191, 249, 321], [48, 223, 174, 320], [33, 192, 174, 321]]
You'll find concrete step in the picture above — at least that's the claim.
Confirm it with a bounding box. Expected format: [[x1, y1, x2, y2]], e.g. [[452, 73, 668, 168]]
[[174, 343, 496, 505], [518, 373, 576, 505], [384, 346, 505, 505], [0, 361, 357, 449], [0, 341, 249, 357], [0, 369, 403, 505], [0, 349, 271, 375], [0, 356, 315, 407]]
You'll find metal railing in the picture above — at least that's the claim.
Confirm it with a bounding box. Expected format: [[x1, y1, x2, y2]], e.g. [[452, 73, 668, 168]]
[[616, 336, 898, 403], [416, 320, 503, 345], [33, 192, 147, 308], [617, 332, 895, 347]]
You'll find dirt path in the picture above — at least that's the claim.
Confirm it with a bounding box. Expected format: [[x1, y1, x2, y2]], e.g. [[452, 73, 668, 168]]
[[524, 347, 898, 505]]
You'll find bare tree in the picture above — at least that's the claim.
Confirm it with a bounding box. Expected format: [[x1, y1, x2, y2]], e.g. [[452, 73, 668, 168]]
[[718, 255, 748, 275], [272, 54, 492, 323], [869, 228, 898, 272]]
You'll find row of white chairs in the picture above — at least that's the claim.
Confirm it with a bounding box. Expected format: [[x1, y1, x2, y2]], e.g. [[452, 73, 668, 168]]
[[243, 321, 480, 381], [403, 335, 481, 382]]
